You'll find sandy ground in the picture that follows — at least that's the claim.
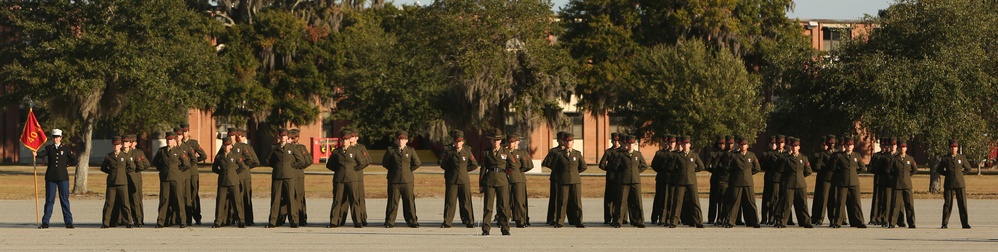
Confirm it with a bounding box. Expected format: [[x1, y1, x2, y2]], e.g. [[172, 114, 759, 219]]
[[1, 196, 996, 251]]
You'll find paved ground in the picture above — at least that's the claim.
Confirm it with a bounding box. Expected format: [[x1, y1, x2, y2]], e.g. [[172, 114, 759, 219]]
[[1, 197, 996, 251]]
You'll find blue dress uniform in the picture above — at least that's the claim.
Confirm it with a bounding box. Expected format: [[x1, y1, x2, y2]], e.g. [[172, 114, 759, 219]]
[[35, 129, 79, 228]]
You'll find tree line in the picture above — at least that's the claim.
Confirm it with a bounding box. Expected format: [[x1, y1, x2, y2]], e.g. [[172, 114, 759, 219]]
[[1, 0, 995, 193]]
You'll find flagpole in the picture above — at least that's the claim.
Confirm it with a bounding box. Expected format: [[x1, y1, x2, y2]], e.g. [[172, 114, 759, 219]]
[[33, 154, 40, 227]]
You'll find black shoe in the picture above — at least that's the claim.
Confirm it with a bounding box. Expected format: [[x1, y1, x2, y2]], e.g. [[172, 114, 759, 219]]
[[179, 224, 187, 228], [265, 224, 276, 228], [705, 221, 713, 225], [802, 224, 814, 228], [650, 220, 658, 225], [385, 223, 394, 228], [856, 224, 867, 229], [525, 222, 531, 226], [787, 221, 795, 226], [602, 221, 610, 224], [753, 224, 761, 228], [327, 224, 338, 228], [736, 221, 745, 225], [212, 224, 221, 228], [155, 225, 164, 228], [409, 223, 419, 228], [441, 224, 452, 228], [466, 223, 475, 228], [611, 223, 621, 228], [908, 225, 916, 229], [723, 224, 734, 228], [39, 223, 49, 229], [516, 224, 525, 228], [962, 225, 972, 229], [290, 224, 299, 228], [238, 224, 246, 228], [635, 224, 645, 228], [101, 225, 109, 229], [354, 224, 363, 228], [887, 225, 896, 229], [941, 224, 947, 229], [553, 224, 563, 228], [125, 224, 132, 228], [575, 224, 585, 228], [362, 221, 368, 227], [195, 221, 202, 226], [695, 224, 704, 228], [66, 224, 74, 229], [668, 224, 677, 228], [482, 230, 490, 236], [898, 224, 907, 228], [501, 230, 510, 236]]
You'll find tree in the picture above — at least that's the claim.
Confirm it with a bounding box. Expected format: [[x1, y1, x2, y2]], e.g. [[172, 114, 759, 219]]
[[618, 40, 767, 146], [328, 8, 445, 145], [410, 0, 577, 138], [771, 0, 998, 192], [562, 0, 811, 141], [0, 0, 226, 193]]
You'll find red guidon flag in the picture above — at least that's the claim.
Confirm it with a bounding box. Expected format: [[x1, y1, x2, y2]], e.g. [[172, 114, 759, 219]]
[[20, 108, 47, 151]]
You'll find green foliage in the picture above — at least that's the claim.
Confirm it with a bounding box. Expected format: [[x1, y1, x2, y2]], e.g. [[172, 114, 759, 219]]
[[620, 40, 767, 147], [410, 0, 576, 136], [0, 0, 224, 132], [773, 0, 998, 157], [328, 9, 444, 145], [0, 0, 226, 192]]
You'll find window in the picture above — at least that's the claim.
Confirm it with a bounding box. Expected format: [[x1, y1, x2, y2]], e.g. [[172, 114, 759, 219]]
[[608, 115, 623, 136], [562, 113, 584, 139], [822, 27, 849, 51]]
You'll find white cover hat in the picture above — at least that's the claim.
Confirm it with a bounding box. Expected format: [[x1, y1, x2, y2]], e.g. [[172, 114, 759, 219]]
[[51, 129, 62, 136]]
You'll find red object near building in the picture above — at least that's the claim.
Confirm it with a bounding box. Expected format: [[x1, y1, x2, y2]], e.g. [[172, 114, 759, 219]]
[[311, 137, 340, 163]]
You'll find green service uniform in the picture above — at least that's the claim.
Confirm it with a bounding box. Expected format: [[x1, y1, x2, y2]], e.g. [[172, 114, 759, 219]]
[[760, 149, 778, 224], [153, 146, 191, 227], [383, 144, 421, 226], [705, 149, 726, 224], [610, 149, 647, 226], [545, 147, 559, 225], [810, 150, 834, 225], [776, 153, 812, 226], [650, 149, 675, 224], [868, 150, 888, 225], [598, 146, 620, 224], [267, 143, 302, 227], [543, 146, 587, 227], [234, 142, 260, 225], [101, 151, 132, 227], [830, 151, 866, 227], [887, 153, 917, 227], [937, 153, 971, 228], [183, 139, 207, 225], [213, 150, 247, 226], [326, 145, 369, 227], [124, 148, 151, 226], [292, 142, 312, 225], [723, 151, 761, 227], [480, 146, 512, 234], [507, 147, 532, 226], [668, 151, 704, 227], [439, 144, 478, 227]]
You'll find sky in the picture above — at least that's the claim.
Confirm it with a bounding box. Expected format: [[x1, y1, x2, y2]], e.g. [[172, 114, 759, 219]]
[[387, 0, 895, 20]]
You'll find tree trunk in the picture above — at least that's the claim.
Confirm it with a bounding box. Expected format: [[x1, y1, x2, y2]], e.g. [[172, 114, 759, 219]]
[[71, 117, 94, 194], [928, 155, 941, 194]]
